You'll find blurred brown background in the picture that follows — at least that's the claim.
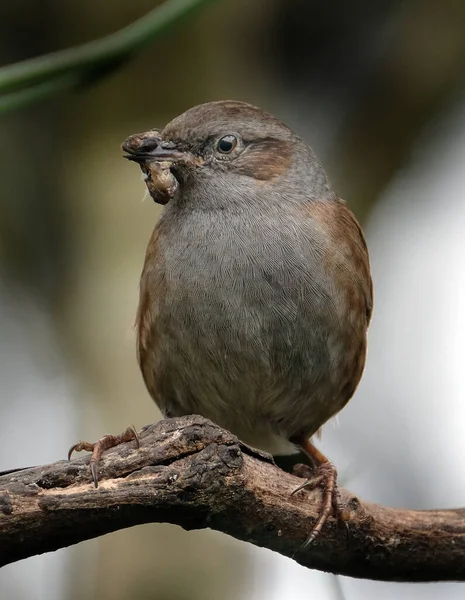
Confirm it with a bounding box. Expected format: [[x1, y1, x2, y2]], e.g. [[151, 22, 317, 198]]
[[1, 1, 465, 599]]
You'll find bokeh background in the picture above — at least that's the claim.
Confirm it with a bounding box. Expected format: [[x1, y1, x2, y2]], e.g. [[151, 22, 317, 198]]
[[1, 1, 465, 598]]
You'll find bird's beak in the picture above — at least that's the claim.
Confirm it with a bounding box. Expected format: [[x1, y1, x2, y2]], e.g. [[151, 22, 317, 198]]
[[122, 131, 197, 166], [122, 130, 199, 205]]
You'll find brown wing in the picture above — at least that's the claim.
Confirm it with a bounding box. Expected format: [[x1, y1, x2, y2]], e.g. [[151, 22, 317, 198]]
[[336, 199, 373, 326], [135, 221, 167, 402], [300, 197, 373, 420], [303, 198, 373, 327]]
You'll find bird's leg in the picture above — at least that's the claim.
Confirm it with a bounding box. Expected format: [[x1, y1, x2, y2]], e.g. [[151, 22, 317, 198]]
[[68, 426, 139, 488], [290, 437, 347, 547]]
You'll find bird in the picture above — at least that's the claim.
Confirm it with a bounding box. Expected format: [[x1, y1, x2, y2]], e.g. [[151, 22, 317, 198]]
[[71, 100, 373, 545]]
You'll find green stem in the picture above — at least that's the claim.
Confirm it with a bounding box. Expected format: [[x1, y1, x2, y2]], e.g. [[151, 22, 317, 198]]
[[0, 0, 218, 95], [0, 73, 84, 115]]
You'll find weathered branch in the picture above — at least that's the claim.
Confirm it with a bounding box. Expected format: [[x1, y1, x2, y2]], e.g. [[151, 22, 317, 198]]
[[0, 415, 464, 581]]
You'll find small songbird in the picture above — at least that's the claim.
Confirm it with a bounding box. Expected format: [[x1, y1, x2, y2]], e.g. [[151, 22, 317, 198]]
[[71, 100, 373, 545], [124, 100, 373, 544]]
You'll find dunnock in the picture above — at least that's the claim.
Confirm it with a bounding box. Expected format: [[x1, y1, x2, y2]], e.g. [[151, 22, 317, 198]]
[[71, 101, 373, 545]]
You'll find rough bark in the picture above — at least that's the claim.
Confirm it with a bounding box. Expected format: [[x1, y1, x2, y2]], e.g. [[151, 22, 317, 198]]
[[0, 415, 464, 581]]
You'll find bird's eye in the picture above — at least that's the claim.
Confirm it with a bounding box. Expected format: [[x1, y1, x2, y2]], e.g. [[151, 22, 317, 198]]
[[217, 135, 237, 154]]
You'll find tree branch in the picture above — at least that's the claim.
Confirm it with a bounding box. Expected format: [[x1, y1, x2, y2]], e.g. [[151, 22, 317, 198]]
[[1, 415, 464, 581]]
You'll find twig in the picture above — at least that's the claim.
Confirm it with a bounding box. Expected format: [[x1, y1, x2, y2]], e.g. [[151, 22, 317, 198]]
[[0, 0, 219, 114]]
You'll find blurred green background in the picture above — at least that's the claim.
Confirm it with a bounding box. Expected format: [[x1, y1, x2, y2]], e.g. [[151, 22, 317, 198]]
[[1, 1, 465, 599]]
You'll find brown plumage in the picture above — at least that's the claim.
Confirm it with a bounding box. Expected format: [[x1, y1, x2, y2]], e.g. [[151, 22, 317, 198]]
[[128, 100, 373, 544]]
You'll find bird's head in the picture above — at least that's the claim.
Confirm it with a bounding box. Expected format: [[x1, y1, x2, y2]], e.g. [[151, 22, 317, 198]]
[[122, 100, 334, 208]]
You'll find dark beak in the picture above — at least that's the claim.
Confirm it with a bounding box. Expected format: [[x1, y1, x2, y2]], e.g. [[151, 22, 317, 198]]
[[122, 135, 188, 164]]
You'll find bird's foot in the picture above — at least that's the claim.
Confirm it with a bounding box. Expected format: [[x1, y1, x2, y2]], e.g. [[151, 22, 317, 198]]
[[68, 426, 139, 487], [291, 460, 348, 547]]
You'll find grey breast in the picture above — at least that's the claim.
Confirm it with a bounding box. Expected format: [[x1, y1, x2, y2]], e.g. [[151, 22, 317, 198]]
[[147, 202, 351, 443]]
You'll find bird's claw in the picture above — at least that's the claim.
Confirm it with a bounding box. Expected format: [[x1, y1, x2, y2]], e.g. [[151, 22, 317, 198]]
[[67, 425, 140, 488], [292, 460, 348, 547]]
